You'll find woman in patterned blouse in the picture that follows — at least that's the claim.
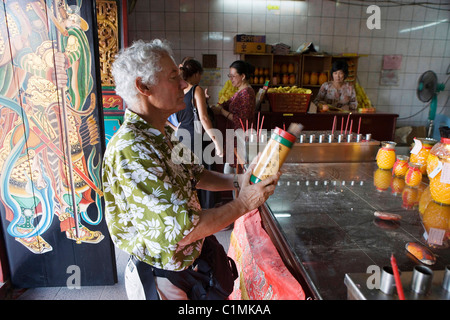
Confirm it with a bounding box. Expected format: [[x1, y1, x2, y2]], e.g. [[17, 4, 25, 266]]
[[314, 60, 357, 111], [212, 60, 256, 173], [104, 40, 280, 300]]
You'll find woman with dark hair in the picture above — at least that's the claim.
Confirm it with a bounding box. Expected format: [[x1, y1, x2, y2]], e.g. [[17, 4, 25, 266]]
[[213, 60, 256, 173], [314, 59, 357, 111], [176, 59, 223, 209]]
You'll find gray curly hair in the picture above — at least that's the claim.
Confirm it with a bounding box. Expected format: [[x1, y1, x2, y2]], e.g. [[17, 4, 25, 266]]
[[111, 39, 175, 106]]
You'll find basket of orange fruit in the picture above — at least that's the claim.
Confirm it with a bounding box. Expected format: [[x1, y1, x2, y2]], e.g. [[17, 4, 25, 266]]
[[266, 86, 312, 113]]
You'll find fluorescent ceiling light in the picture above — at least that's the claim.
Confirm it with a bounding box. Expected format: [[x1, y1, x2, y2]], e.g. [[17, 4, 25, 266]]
[[399, 19, 448, 33]]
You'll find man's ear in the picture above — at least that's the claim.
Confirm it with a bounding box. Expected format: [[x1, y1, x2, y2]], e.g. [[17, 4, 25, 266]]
[[135, 78, 151, 96]]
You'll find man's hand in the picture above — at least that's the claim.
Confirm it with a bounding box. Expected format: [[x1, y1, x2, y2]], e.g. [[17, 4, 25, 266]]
[[235, 163, 281, 213]]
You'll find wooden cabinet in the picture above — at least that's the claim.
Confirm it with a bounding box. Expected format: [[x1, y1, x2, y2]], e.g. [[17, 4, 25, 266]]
[[241, 53, 360, 106], [301, 54, 360, 99], [301, 54, 332, 99], [240, 53, 273, 86], [241, 53, 359, 91], [332, 55, 359, 83], [272, 54, 302, 86], [240, 53, 302, 87]]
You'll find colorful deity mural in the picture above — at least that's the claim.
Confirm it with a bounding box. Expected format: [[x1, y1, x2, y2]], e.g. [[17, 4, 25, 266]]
[[0, 0, 116, 287]]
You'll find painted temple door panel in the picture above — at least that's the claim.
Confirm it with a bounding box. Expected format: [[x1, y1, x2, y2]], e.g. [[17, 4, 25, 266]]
[[96, 0, 125, 145], [0, 0, 116, 287]]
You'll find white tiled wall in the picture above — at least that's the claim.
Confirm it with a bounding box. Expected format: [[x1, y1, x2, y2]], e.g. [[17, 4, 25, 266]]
[[128, 0, 450, 127]]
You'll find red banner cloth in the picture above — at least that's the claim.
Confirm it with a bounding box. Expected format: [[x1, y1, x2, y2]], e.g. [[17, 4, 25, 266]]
[[227, 209, 305, 300]]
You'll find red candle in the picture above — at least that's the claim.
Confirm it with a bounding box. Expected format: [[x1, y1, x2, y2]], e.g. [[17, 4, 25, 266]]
[[260, 116, 264, 134], [357, 117, 362, 135], [344, 113, 351, 135], [256, 112, 260, 136], [332, 116, 337, 135], [341, 117, 344, 134], [390, 254, 405, 300]]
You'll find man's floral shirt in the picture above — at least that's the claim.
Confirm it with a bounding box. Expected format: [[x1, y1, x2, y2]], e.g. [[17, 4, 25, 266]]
[[102, 109, 204, 271]]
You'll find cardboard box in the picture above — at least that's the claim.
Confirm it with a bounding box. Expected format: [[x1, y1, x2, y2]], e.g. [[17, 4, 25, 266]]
[[234, 34, 266, 54]]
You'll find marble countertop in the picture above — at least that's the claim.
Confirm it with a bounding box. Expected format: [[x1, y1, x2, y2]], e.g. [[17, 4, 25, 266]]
[[264, 162, 450, 299]]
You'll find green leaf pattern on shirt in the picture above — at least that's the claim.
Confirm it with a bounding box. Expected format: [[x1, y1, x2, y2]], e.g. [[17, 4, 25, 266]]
[[102, 109, 204, 271]]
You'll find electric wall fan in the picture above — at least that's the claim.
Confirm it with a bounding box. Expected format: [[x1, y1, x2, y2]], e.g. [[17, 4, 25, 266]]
[[416, 70, 446, 137]]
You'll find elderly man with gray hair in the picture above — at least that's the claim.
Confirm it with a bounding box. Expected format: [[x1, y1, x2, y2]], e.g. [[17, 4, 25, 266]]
[[102, 39, 280, 300]]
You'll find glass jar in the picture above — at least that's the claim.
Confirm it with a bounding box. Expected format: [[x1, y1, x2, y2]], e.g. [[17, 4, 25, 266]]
[[376, 141, 396, 170], [391, 176, 405, 195], [373, 168, 392, 192], [427, 137, 450, 205], [392, 155, 409, 177], [402, 186, 419, 210], [410, 138, 437, 175], [418, 186, 433, 215], [422, 200, 450, 246], [405, 162, 422, 187]]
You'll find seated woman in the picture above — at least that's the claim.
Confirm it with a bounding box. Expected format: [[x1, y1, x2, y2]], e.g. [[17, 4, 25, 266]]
[[314, 60, 357, 111]]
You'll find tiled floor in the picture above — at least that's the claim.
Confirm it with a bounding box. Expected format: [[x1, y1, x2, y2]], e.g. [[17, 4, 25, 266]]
[[14, 229, 232, 300]]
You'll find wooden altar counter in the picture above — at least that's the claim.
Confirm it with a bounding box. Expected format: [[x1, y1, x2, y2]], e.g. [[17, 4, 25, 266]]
[[229, 162, 450, 300]]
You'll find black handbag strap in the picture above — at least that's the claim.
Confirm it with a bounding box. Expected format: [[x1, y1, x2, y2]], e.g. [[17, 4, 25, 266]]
[[191, 84, 198, 115]]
